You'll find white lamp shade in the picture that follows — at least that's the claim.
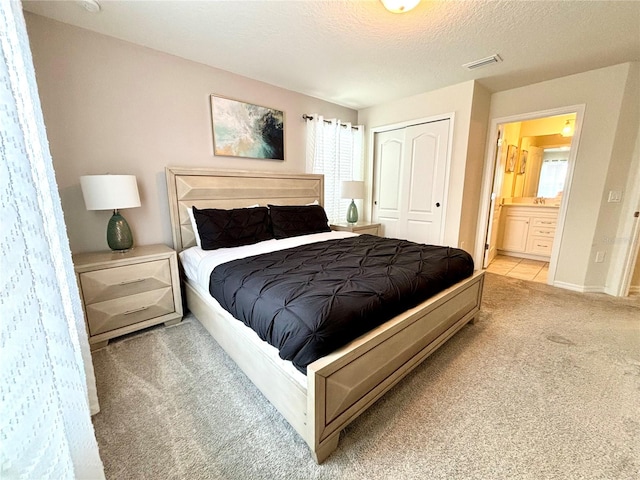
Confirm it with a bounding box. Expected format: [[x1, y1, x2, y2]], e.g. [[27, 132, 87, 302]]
[[80, 175, 141, 211], [341, 181, 365, 200]]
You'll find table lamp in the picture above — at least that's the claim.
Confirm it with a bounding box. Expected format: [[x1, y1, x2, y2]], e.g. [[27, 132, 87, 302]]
[[341, 180, 365, 224], [80, 174, 141, 251]]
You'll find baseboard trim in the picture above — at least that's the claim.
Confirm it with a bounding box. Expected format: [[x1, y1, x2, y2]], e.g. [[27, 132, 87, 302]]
[[629, 286, 640, 294], [497, 250, 550, 262], [552, 281, 605, 294]]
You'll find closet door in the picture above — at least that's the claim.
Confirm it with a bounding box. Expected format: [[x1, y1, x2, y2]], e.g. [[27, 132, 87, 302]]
[[372, 129, 404, 240], [373, 119, 450, 245]]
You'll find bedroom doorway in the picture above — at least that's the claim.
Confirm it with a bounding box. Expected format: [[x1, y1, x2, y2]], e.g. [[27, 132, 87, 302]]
[[475, 106, 585, 286]]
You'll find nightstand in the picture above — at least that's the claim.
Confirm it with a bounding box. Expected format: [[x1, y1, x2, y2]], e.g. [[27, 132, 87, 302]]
[[73, 244, 183, 350], [330, 221, 381, 236]]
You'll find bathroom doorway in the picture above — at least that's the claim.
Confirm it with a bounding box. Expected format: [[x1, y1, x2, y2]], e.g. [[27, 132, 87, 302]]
[[475, 106, 584, 286]]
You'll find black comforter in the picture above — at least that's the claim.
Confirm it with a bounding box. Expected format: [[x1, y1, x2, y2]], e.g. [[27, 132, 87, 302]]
[[209, 235, 474, 374]]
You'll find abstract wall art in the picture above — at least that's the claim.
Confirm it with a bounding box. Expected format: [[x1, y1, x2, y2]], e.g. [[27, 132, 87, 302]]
[[210, 95, 284, 160]]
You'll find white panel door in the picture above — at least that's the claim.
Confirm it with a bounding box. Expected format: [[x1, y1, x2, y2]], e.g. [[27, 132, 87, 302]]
[[373, 129, 404, 240], [404, 121, 449, 244], [523, 146, 544, 197], [373, 119, 450, 245]]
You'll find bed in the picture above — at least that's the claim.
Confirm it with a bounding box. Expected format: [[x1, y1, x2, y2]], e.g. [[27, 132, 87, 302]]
[[165, 167, 485, 463]]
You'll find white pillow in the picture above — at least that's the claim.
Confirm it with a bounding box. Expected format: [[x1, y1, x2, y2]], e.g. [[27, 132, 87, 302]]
[[188, 205, 259, 248], [306, 200, 319, 205]]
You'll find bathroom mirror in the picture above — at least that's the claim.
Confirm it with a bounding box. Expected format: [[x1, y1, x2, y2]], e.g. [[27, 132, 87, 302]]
[[518, 137, 571, 198]]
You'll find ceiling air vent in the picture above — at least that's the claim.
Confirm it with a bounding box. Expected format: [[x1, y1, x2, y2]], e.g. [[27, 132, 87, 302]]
[[463, 54, 502, 70]]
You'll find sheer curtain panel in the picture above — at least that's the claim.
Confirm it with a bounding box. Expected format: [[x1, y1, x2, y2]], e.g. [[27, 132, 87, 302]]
[[305, 115, 364, 222], [0, 2, 104, 479]]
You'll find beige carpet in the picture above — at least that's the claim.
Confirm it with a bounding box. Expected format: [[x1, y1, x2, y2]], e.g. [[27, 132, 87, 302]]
[[91, 273, 640, 479]]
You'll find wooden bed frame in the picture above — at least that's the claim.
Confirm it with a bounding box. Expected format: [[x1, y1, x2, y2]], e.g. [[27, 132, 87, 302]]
[[165, 167, 485, 463]]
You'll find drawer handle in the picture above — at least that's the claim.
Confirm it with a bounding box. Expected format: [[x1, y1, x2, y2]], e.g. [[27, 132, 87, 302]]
[[124, 306, 149, 315], [539, 230, 551, 234], [536, 244, 548, 248], [539, 221, 553, 225], [118, 278, 147, 286]]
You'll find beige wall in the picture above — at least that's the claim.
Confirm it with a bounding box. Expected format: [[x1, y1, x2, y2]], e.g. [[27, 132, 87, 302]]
[[357, 80, 490, 253], [460, 82, 492, 253], [633, 253, 640, 289], [607, 121, 640, 294], [593, 65, 639, 292], [489, 63, 639, 291], [629, 131, 640, 291], [25, 13, 357, 253]]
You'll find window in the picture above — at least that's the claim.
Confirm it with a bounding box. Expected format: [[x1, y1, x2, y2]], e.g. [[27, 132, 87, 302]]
[[537, 148, 569, 198], [305, 116, 364, 222]]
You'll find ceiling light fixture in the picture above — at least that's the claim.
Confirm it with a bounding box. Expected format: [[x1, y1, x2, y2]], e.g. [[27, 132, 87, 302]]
[[561, 120, 574, 137], [462, 54, 503, 70], [380, 0, 420, 14], [77, 0, 101, 13]]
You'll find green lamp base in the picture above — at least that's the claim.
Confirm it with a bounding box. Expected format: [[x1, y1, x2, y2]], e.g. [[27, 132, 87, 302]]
[[346, 199, 359, 224], [107, 210, 133, 251]]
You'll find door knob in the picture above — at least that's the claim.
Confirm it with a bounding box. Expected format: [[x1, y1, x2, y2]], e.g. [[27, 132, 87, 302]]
[[436, 202, 441, 207]]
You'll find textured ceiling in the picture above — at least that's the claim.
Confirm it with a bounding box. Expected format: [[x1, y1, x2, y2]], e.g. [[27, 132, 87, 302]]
[[22, 0, 640, 109]]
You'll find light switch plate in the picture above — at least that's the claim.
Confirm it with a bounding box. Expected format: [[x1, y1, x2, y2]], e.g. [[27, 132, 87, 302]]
[[607, 190, 622, 203]]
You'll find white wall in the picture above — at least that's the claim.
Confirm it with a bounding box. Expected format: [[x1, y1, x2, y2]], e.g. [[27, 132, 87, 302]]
[[489, 63, 640, 291], [357, 80, 490, 253], [25, 13, 357, 253]]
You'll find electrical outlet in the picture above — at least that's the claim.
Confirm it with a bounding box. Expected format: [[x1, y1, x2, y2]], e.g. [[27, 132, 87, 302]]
[[607, 190, 622, 203], [595, 251, 606, 263]]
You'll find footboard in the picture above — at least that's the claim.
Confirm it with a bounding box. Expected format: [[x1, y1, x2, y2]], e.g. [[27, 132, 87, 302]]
[[306, 270, 484, 463]]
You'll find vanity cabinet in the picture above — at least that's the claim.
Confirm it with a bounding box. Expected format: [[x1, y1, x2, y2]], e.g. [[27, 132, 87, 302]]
[[501, 215, 530, 252], [498, 205, 558, 260]]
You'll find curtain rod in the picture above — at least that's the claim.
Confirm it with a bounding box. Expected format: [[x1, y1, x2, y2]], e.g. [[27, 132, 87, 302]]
[[302, 114, 359, 130]]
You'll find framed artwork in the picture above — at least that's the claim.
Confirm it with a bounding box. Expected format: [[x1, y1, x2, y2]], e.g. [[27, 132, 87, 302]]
[[505, 144, 518, 173], [210, 95, 284, 160], [518, 150, 528, 174]]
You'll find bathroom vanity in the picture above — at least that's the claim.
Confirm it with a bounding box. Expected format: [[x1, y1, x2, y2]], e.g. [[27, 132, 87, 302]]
[[498, 204, 559, 261]]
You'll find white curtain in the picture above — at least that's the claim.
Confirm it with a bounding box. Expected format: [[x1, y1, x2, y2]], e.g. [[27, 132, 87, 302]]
[[305, 115, 364, 222], [0, 2, 104, 479]]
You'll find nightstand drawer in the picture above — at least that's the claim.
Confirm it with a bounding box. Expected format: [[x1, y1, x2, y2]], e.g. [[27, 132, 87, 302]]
[[86, 287, 175, 335], [80, 259, 171, 304]]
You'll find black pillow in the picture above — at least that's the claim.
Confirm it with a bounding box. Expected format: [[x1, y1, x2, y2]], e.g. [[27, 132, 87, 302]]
[[268, 204, 331, 239], [192, 206, 273, 250]]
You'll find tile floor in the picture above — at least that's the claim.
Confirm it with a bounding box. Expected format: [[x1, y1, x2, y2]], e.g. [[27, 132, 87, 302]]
[[486, 254, 549, 283]]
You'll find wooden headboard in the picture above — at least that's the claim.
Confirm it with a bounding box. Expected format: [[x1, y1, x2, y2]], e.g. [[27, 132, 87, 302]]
[[165, 167, 325, 252]]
